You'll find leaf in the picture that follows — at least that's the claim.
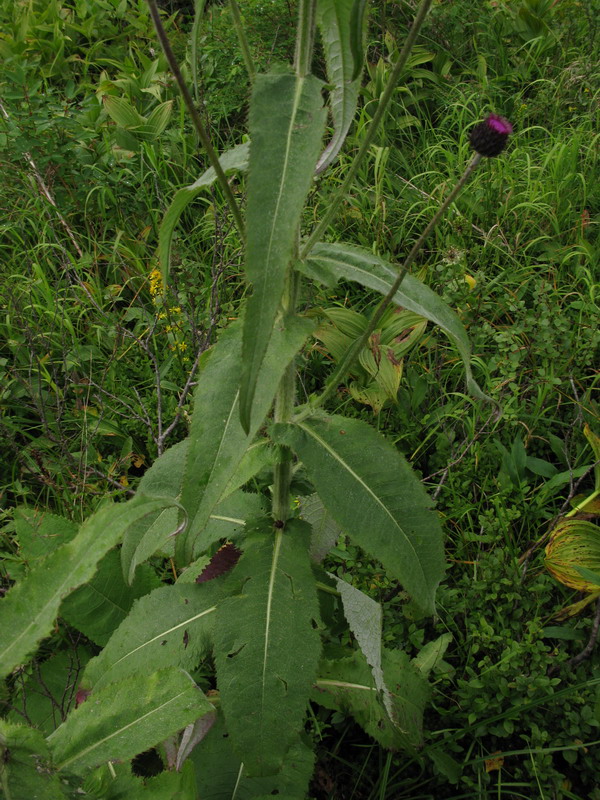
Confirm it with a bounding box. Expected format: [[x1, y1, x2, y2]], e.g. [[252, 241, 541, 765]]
[[327, 574, 393, 721], [0, 496, 175, 679], [313, 647, 428, 749], [240, 71, 326, 431], [48, 668, 214, 775], [315, 0, 366, 173], [178, 316, 313, 565], [411, 633, 452, 677], [175, 714, 217, 771], [138, 99, 173, 139], [300, 241, 488, 399], [0, 720, 66, 800], [271, 414, 445, 613], [60, 550, 161, 646], [214, 519, 321, 776], [13, 508, 77, 563], [584, 424, 600, 490], [103, 95, 146, 129], [545, 519, 600, 592], [130, 761, 198, 799], [299, 493, 343, 563], [82, 583, 218, 691], [221, 440, 275, 499], [189, 711, 314, 799], [6, 648, 91, 736], [159, 143, 249, 282], [121, 439, 187, 582]]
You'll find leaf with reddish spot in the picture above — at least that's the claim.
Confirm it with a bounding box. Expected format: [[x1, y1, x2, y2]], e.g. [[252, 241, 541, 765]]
[[196, 543, 242, 584]]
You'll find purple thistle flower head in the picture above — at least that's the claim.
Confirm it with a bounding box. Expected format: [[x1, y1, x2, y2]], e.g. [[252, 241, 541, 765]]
[[470, 114, 513, 157]]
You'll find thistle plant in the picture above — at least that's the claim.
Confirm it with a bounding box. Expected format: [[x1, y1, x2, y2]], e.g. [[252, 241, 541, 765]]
[[0, 0, 513, 796]]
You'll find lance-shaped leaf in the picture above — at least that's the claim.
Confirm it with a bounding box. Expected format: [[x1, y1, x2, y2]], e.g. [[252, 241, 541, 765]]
[[48, 668, 213, 775], [82, 583, 218, 691], [300, 241, 487, 399], [159, 143, 249, 282], [0, 496, 175, 679], [0, 720, 66, 800], [313, 647, 428, 749], [240, 71, 326, 432], [214, 519, 321, 776], [178, 315, 314, 565], [271, 414, 445, 613], [315, 0, 366, 174]]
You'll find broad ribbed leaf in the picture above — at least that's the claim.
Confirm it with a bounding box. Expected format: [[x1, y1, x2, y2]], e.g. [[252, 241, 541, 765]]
[[271, 414, 445, 613], [328, 574, 393, 720], [159, 143, 249, 282], [0, 720, 65, 800], [60, 550, 161, 646], [315, 0, 366, 173], [103, 95, 146, 128], [190, 712, 314, 799], [300, 241, 487, 399], [240, 71, 326, 431], [214, 519, 321, 776], [313, 648, 428, 749], [0, 496, 175, 679], [178, 316, 314, 565], [82, 583, 218, 691], [300, 493, 343, 563], [48, 668, 213, 775]]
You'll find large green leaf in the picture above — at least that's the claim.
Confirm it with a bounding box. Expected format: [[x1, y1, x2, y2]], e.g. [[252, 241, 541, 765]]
[[190, 712, 314, 799], [178, 316, 314, 565], [48, 668, 213, 775], [82, 583, 218, 691], [214, 519, 321, 776], [159, 143, 249, 282], [0, 720, 66, 800], [60, 550, 161, 646], [315, 0, 366, 173], [239, 71, 326, 432], [300, 241, 487, 399], [271, 414, 445, 613], [0, 496, 175, 679], [313, 647, 428, 749]]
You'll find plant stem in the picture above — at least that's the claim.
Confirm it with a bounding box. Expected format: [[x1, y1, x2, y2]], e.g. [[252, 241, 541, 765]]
[[294, 0, 317, 78], [272, 271, 301, 522], [303, 152, 483, 413], [300, 0, 434, 257], [229, 0, 256, 81], [146, 0, 245, 242]]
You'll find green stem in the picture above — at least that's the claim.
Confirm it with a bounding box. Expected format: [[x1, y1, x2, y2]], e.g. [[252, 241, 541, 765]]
[[303, 152, 483, 414], [272, 271, 301, 522], [146, 0, 246, 243], [229, 0, 256, 81], [294, 0, 317, 78], [301, 0, 433, 258]]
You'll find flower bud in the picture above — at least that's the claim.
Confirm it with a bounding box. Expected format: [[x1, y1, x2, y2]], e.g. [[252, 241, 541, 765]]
[[469, 114, 513, 157]]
